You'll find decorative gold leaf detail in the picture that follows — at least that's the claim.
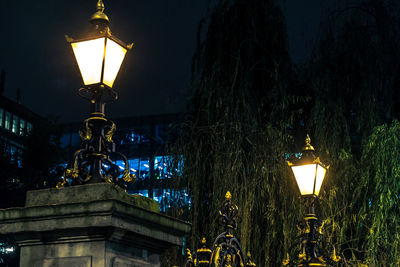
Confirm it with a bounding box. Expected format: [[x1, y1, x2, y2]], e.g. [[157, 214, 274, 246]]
[[122, 170, 135, 183], [105, 175, 113, 183], [318, 220, 325, 235], [56, 180, 67, 189], [79, 121, 92, 141], [186, 248, 192, 260], [282, 253, 290, 265], [105, 121, 116, 143], [331, 247, 341, 262], [298, 247, 306, 260]]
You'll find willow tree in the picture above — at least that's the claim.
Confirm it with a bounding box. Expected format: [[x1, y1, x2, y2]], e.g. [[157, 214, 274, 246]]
[[302, 0, 400, 264], [174, 0, 306, 266], [165, 0, 400, 266]]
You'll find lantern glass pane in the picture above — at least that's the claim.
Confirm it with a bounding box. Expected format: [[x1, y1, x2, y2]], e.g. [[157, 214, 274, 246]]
[[314, 164, 327, 196], [71, 38, 105, 85], [291, 163, 317, 195], [103, 38, 127, 88]]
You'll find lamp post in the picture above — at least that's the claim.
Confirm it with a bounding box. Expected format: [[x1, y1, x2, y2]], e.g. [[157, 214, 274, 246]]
[[284, 135, 339, 266], [58, 0, 134, 187]]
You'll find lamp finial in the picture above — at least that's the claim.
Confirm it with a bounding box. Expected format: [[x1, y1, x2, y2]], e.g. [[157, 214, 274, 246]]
[[303, 134, 315, 151], [96, 0, 105, 13], [91, 0, 109, 24]]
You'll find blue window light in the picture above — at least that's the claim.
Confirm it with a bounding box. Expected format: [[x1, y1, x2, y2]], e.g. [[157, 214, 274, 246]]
[[4, 112, 11, 130], [0, 108, 3, 127], [12, 116, 19, 134]]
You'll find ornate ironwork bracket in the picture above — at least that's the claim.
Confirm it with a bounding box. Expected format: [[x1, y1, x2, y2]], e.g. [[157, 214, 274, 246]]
[[57, 86, 135, 189], [185, 191, 256, 267], [283, 198, 341, 266]]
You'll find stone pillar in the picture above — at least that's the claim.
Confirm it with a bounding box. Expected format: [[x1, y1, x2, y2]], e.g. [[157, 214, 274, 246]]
[[0, 183, 190, 267]]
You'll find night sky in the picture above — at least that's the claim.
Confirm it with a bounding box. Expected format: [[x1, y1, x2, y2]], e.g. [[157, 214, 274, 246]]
[[0, 0, 331, 123]]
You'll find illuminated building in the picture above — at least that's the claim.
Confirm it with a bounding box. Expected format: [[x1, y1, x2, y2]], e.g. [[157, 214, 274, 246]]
[[0, 70, 40, 154]]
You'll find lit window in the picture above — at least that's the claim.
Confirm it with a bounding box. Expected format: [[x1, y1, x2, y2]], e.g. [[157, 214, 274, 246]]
[[12, 116, 19, 134], [0, 108, 3, 127], [126, 158, 150, 180], [139, 158, 150, 179], [115, 160, 125, 171], [4, 112, 11, 130], [27, 122, 32, 133], [19, 119, 26, 135], [128, 158, 139, 174]]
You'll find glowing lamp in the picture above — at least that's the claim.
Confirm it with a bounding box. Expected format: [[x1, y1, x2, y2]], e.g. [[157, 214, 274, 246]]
[[58, 0, 136, 186], [287, 135, 328, 197], [66, 0, 133, 88]]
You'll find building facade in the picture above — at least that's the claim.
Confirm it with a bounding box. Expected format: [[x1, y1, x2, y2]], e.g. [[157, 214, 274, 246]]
[[0, 70, 41, 154]]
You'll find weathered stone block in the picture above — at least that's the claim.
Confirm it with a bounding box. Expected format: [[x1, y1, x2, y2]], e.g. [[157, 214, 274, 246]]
[[25, 183, 158, 212], [33, 256, 92, 267], [0, 183, 191, 267]]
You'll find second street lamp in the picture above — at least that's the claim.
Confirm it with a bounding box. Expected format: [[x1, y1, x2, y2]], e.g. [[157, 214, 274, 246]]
[[287, 134, 328, 198], [58, 0, 135, 187], [284, 135, 340, 266]]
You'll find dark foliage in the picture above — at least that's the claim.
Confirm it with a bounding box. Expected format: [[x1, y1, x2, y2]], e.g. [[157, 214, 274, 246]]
[[163, 0, 400, 266]]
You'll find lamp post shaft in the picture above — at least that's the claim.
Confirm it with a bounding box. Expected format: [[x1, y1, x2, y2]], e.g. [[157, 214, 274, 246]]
[[301, 199, 326, 266], [90, 86, 106, 114], [88, 86, 107, 184], [305, 214, 318, 261]]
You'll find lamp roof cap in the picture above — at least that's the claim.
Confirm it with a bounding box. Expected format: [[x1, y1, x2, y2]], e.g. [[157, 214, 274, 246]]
[[90, 0, 109, 24], [302, 134, 315, 152]]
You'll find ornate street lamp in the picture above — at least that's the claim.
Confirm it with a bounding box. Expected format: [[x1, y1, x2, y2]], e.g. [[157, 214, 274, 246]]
[[284, 135, 340, 266], [287, 135, 328, 198], [57, 0, 135, 187], [66, 0, 132, 89]]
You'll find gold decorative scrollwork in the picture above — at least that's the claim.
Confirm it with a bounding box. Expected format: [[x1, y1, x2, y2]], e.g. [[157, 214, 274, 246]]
[[122, 170, 135, 183], [186, 248, 192, 260], [282, 252, 290, 266], [331, 247, 341, 262], [79, 120, 92, 141], [224, 254, 232, 267], [105, 175, 113, 184], [305, 220, 311, 234], [105, 121, 116, 143], [246, 252, 256, 267], [213, 245, 221, 266], [318, 220, 325, 235], [298, 246, 306, 261], [71, 160, 79, 179]]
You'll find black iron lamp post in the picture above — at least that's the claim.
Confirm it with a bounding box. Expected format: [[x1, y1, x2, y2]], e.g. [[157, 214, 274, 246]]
[[284, 135, 340, 266], [58, 0, 135, 187]]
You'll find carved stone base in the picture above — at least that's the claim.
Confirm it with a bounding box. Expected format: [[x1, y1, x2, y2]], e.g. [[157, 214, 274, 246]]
[[0, 183, 190, 267]]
